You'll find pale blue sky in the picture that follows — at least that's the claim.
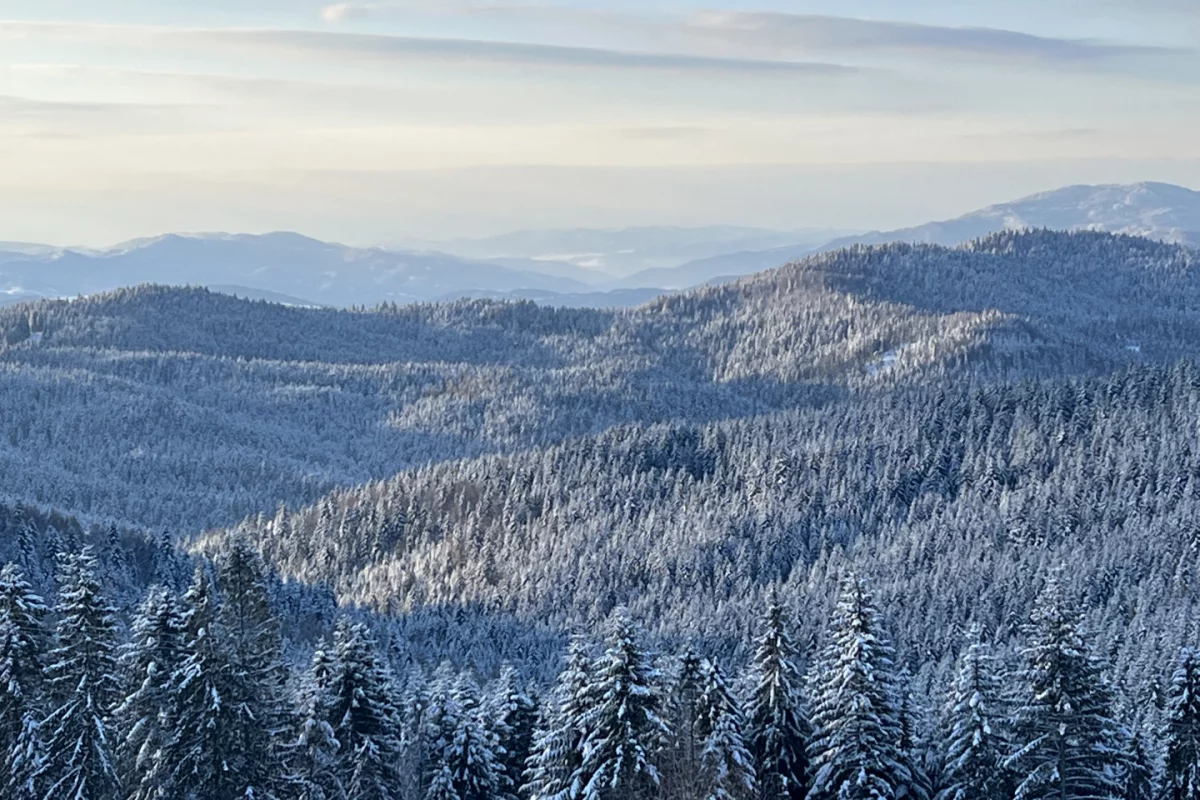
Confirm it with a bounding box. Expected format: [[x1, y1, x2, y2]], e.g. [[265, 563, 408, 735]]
[[0, 0, 1197, 244]]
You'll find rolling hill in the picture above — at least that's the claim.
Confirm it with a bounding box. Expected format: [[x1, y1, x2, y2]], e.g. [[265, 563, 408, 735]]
[[0, 229, 1194, 534]]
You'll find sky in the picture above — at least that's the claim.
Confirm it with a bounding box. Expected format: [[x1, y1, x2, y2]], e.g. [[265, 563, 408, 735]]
[[0, 0, 1198, 245]]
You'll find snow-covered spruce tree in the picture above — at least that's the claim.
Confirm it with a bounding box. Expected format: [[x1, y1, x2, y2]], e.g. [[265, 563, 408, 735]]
[[426, 761, 460, 800], [806, 575, 912, 800], [1162, 647, 1200, 800], [661, 646, 706, 800], [0, 562, 49, 797], [325, 619, 403, 800], [697, 658, 756, 800], [934, 625, 1011, 800], [113, 585, 185, 800], [397, 663, 432, 800], [1121, 729, 1154, 800], [577, 608, 668, 800], [36, 547, 123, 800], [489, 664, 538, 800], [897, 672, 933, 800], [1004, 571, 1126, 800], [523, 636, 593, 800], [162, 565, 252, 800], [746, 593, 810, 800], [423, 665, 464, 800], [215, 537, 292, 793], [288, 641, 345, 800], [442, 674, 504, 800]]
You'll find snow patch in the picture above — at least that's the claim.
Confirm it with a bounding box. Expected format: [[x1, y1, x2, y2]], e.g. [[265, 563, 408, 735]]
[[866, 344, 913, 376]]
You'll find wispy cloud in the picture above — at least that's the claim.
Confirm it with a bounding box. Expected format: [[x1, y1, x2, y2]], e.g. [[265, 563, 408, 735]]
[[0, 21, 860, 77], [618, 126, 711, 141], [685, 12, 1178, 65]]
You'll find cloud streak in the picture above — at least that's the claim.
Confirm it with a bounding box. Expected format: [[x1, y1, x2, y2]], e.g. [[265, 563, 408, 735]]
[[312, 3, 1184, 71], [686, 12, 1178, 65], [0, 21, 860, 77]]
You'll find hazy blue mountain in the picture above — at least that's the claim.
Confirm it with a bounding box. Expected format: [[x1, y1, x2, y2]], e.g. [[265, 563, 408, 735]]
[[405, 225, 849, 278], [0, 232, 596, 307], [619, 243, 821, 289], [627, 182, 1200, 291], [0, 241, 62, 258], [824, 181, 1200, 250], [434, 286, 670, 308]]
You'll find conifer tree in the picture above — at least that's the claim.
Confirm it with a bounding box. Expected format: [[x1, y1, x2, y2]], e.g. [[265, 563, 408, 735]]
[[1121, 730, 1155, 800], [489, 664, 538, 800], [0, 563, 49, 798], [524, 636, 592, 800], [426, 761, 460, 800], [325, 619, 403, 800], [697, 659, 756, 800], [746, 594, 810, 800], [1162, 647, 1200, 800], [162, 566, 249, 800], [114, 585, 185, 800], [662, 646, 706, 800], [577, 608, 667, 800], [443, 674, 504, 800], [806, 576, 911, 800], [215, 537, 290, 794], [897, 671, 934, 800], [289, 642, 344, 800], [935, 625, 1011, 800], [1005, 571, 1126, 800], [36, 547, 123, 800]]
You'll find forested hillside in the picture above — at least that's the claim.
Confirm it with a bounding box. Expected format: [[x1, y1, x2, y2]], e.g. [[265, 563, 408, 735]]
[[205, 362, 1200, 699], [4, 228, 1200, 798], [0, 230, 1194, 531]]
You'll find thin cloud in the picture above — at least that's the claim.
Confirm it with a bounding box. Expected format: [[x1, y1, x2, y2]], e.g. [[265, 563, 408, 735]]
[[619, 126, 711, 140], [0, 21, 861, 77], [686, 12, 1179, 65]]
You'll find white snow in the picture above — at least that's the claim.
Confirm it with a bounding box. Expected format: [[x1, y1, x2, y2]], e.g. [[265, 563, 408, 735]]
[[866, 344, 912, 376]]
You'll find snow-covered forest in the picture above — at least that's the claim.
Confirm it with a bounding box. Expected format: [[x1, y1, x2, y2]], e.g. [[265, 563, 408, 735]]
[[1, 532, 1187, 800], [4, 229, 1200, 798]]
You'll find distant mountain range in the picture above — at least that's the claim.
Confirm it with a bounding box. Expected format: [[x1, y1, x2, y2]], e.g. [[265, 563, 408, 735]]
[[0, 232, 596, 308], [395, 225, 847, 278], [2, 182, 1197, 308], [634, 181, 1200, 290]]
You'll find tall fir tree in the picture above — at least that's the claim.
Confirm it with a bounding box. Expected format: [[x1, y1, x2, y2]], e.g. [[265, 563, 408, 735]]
[[524, 636, 592, 800], [697, 659, 756, 800], [36, 547, 123, 800], [662, 646, 706, 800], [325, 619, 403, 800], [935, 625, 1011, 800], [806, 575, 912, 800], [1121, 729, 1155, 800], [577, 608, 667, 800], [489, 664, 539, 800], [114, 585, 186, 800], [289, 641, 345, 800], [897, 672, 934, 800], [746, 593, 811, 800], [162, 565, 254, 800], [215, 537, 290, 794], [1005, 571, 1127, 800], [442, 674, 504, 800], [0, 562, 49, 798], [1162, 647, 1200, 800]]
